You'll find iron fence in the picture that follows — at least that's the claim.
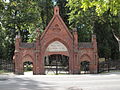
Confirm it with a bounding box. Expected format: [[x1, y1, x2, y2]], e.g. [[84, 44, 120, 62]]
[[0, 59, 14, 73], [0, 59, 120, 74], [98, 60, 120, 73]]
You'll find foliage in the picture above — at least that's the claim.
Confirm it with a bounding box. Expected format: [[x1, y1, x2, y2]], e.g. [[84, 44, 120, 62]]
[[0, 0, 119, 61], [67, 0, 120, 16], [0, 0, 54, 60], [67, 0, 120, 59], [57, 0, 69, 27]]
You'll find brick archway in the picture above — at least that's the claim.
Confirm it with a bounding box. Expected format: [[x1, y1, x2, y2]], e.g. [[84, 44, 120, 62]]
[[22, 55, 34, 74], [80, 54, 91, 73], [20, 54, 35, 74], [43, 39, 70, 57], [41, 38, 72, 74], [80, 54, 91, 62], [22, 54, 33, 63]]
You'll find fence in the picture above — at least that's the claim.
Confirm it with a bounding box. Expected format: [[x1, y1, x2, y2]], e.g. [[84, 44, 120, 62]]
[[0, 59, 120, 74], [98, 60, 120, 73], [0, 59, 14, 73]]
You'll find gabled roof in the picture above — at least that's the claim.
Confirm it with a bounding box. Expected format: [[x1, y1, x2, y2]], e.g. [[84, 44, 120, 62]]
[[20, 43, 35, 48], [79, 42, 93, 48], [40, 6, 73, 39]]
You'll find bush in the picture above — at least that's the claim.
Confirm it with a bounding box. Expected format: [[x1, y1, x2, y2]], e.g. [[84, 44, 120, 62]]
[[24, 66, 32, 72]]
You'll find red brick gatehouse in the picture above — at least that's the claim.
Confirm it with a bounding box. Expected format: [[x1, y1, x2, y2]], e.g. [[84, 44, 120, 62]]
[[13, 6, 99, 75]]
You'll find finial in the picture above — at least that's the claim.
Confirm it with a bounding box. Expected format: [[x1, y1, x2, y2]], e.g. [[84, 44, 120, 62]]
[[73, 28, 77, 32], [16, 35, 20, 38], [16, 31, 21, 38], [54, 5, 59, 15]]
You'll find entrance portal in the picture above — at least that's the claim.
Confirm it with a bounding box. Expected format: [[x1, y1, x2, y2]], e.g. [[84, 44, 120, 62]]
[[44, 41, 69, 75], [23, 61, 33, 75], [80, 61, 90, 74], [44, 54, 69, 75]]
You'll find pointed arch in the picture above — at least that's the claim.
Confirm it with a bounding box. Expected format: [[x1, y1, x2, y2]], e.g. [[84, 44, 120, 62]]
[[43, 38, 71, 55], [80, 54, 91, 62], [22, 54, 33, 63]]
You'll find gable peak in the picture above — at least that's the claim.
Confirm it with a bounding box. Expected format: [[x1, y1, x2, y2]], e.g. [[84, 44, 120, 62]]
[[54, 6, 59, 15]]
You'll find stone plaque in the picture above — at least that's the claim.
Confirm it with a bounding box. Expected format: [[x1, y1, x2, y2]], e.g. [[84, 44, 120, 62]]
[[46, 41, 67, 52]]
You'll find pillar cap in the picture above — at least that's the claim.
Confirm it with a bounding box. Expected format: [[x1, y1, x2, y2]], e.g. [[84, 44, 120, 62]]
[[16, 35, 20, 39], [54, 5, 59, 15], [92, 34, 96, 38], [73, 28, 77, 32]]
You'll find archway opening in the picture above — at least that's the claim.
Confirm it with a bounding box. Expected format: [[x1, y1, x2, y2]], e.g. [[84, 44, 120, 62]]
[[44, 41, 69, 75], [80, 61, 90, 74], [23, 61, 33, 75], [44, 54, 69, 75]]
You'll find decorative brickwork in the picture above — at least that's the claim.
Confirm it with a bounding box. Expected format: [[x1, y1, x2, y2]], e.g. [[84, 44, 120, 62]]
[[13, 6, 99, 75]]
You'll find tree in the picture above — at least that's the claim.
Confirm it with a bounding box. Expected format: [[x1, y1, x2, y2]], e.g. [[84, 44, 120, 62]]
[[57, 0, 69, 27], [0, 0, 54, 60], [66, 0, 120, 59]]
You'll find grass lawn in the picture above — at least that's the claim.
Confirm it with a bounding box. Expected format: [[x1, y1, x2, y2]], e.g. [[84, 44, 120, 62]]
[[0, 70, 5, 74], [0, 70, 11, 74]]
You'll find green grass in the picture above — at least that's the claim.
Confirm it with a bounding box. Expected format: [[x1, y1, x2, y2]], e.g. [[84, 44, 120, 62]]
[[0, 70, 6, 74], [0, 70, 11, 74]]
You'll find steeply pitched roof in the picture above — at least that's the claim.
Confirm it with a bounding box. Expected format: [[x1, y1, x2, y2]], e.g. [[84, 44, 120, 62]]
[[20, 43, 35, 48], [40, 6, 73, 39], [79, 42, 93, 48]]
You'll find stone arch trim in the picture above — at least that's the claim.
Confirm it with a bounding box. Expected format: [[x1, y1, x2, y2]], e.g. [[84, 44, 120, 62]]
[[80, 54, 91, 62], [42, 38, 72, 55], [45, 51, 69, 57], [22, 54, 34, 63]]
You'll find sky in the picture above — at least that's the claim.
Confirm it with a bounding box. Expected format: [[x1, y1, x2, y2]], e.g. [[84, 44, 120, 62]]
[[3, 0, 9, 3]]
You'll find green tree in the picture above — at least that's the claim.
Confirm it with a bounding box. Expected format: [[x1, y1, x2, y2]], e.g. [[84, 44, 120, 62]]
[[67, 0, 120, 59], [57, 0, 69, 27], [0, 0, 54, 60]]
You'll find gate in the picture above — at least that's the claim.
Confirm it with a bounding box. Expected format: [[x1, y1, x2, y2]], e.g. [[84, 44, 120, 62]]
[[45, 54, 69, 75]]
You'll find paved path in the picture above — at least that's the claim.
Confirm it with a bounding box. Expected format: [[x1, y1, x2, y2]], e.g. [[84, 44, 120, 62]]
[[0, 72, 120, 90]]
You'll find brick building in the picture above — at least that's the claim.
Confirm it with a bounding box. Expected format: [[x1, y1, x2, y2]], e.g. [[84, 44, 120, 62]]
[[13, 6, 99, 75]]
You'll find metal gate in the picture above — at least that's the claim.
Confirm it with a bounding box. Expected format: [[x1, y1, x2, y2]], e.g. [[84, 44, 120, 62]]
[[44, 54, 69, 75]]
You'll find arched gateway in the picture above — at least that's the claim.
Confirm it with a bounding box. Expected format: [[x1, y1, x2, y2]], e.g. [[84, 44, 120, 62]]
[[13, 6, 99, 75]]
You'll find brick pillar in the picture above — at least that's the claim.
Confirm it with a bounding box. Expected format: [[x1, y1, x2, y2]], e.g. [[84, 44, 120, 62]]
[[72, 28, 79, 74], [92, 34, 99, 73], [73, 28, 78, 49], [69, 51, 74, 74], [38, 52, 45, 75], [14, 35, 23, 74]]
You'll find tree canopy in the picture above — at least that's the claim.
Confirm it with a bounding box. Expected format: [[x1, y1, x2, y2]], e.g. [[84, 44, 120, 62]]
[[0, 0, 120, 61], [67, 0, 120, 59]]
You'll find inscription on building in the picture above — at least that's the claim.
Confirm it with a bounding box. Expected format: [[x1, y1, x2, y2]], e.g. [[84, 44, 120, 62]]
[[46, 41, 67, 52]]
